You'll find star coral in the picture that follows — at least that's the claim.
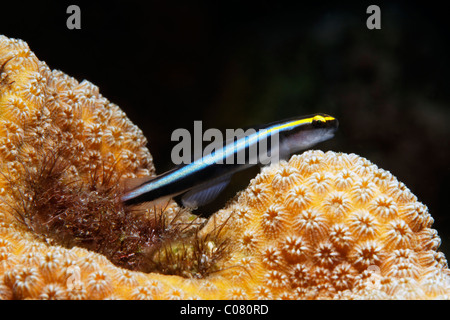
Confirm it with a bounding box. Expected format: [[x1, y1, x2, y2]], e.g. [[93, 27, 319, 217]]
[[0, 35, 449, 300]]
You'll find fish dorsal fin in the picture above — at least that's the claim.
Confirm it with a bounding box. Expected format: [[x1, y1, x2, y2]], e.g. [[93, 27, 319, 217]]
[[122, 175, 156, 192], [181, 175, 232, 208], [122, 165, 182, 192]]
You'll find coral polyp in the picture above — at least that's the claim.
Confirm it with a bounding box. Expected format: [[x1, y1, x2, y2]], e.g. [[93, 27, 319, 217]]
[[204, 151, 450, 299], [0, 35, 204, 276], [0, 35, 449, 299]]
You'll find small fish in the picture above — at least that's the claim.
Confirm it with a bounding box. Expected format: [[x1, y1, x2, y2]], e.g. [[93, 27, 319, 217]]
[[121, 114, 338, 208]]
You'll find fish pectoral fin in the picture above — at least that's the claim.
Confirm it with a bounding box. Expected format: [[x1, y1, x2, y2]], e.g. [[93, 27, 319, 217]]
[[181, 175, 232, 209], [125, 196, 174, 212]]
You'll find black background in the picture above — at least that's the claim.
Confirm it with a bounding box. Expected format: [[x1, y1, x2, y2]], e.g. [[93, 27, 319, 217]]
[[1, 1, 449, 256]]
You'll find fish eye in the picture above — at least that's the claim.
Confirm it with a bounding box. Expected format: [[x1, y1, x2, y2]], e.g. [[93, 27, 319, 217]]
[[312, 115, 327, 128]]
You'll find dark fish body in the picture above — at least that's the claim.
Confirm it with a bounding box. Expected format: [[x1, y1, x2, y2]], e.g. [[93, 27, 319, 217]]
[[122, 114, 338, 208]]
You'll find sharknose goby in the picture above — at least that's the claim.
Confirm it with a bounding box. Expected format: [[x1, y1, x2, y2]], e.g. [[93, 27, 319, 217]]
[[121, 114, 338, 209]]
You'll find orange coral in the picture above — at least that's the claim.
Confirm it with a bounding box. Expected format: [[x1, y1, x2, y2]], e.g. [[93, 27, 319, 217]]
[[0, 35, 449, 300], [202, 151, 450, 299]]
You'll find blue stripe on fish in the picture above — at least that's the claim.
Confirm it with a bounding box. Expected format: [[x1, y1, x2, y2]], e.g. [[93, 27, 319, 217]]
[[121, 114, 338, 208]]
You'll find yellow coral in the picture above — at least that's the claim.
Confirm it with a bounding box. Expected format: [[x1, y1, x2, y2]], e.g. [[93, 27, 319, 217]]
[[0, 35, 449, 300], [204, 151, 450, 299]]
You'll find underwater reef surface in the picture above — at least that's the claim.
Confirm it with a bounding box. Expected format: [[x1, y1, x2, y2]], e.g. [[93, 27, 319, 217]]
[[0, 35, 449, 299]]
